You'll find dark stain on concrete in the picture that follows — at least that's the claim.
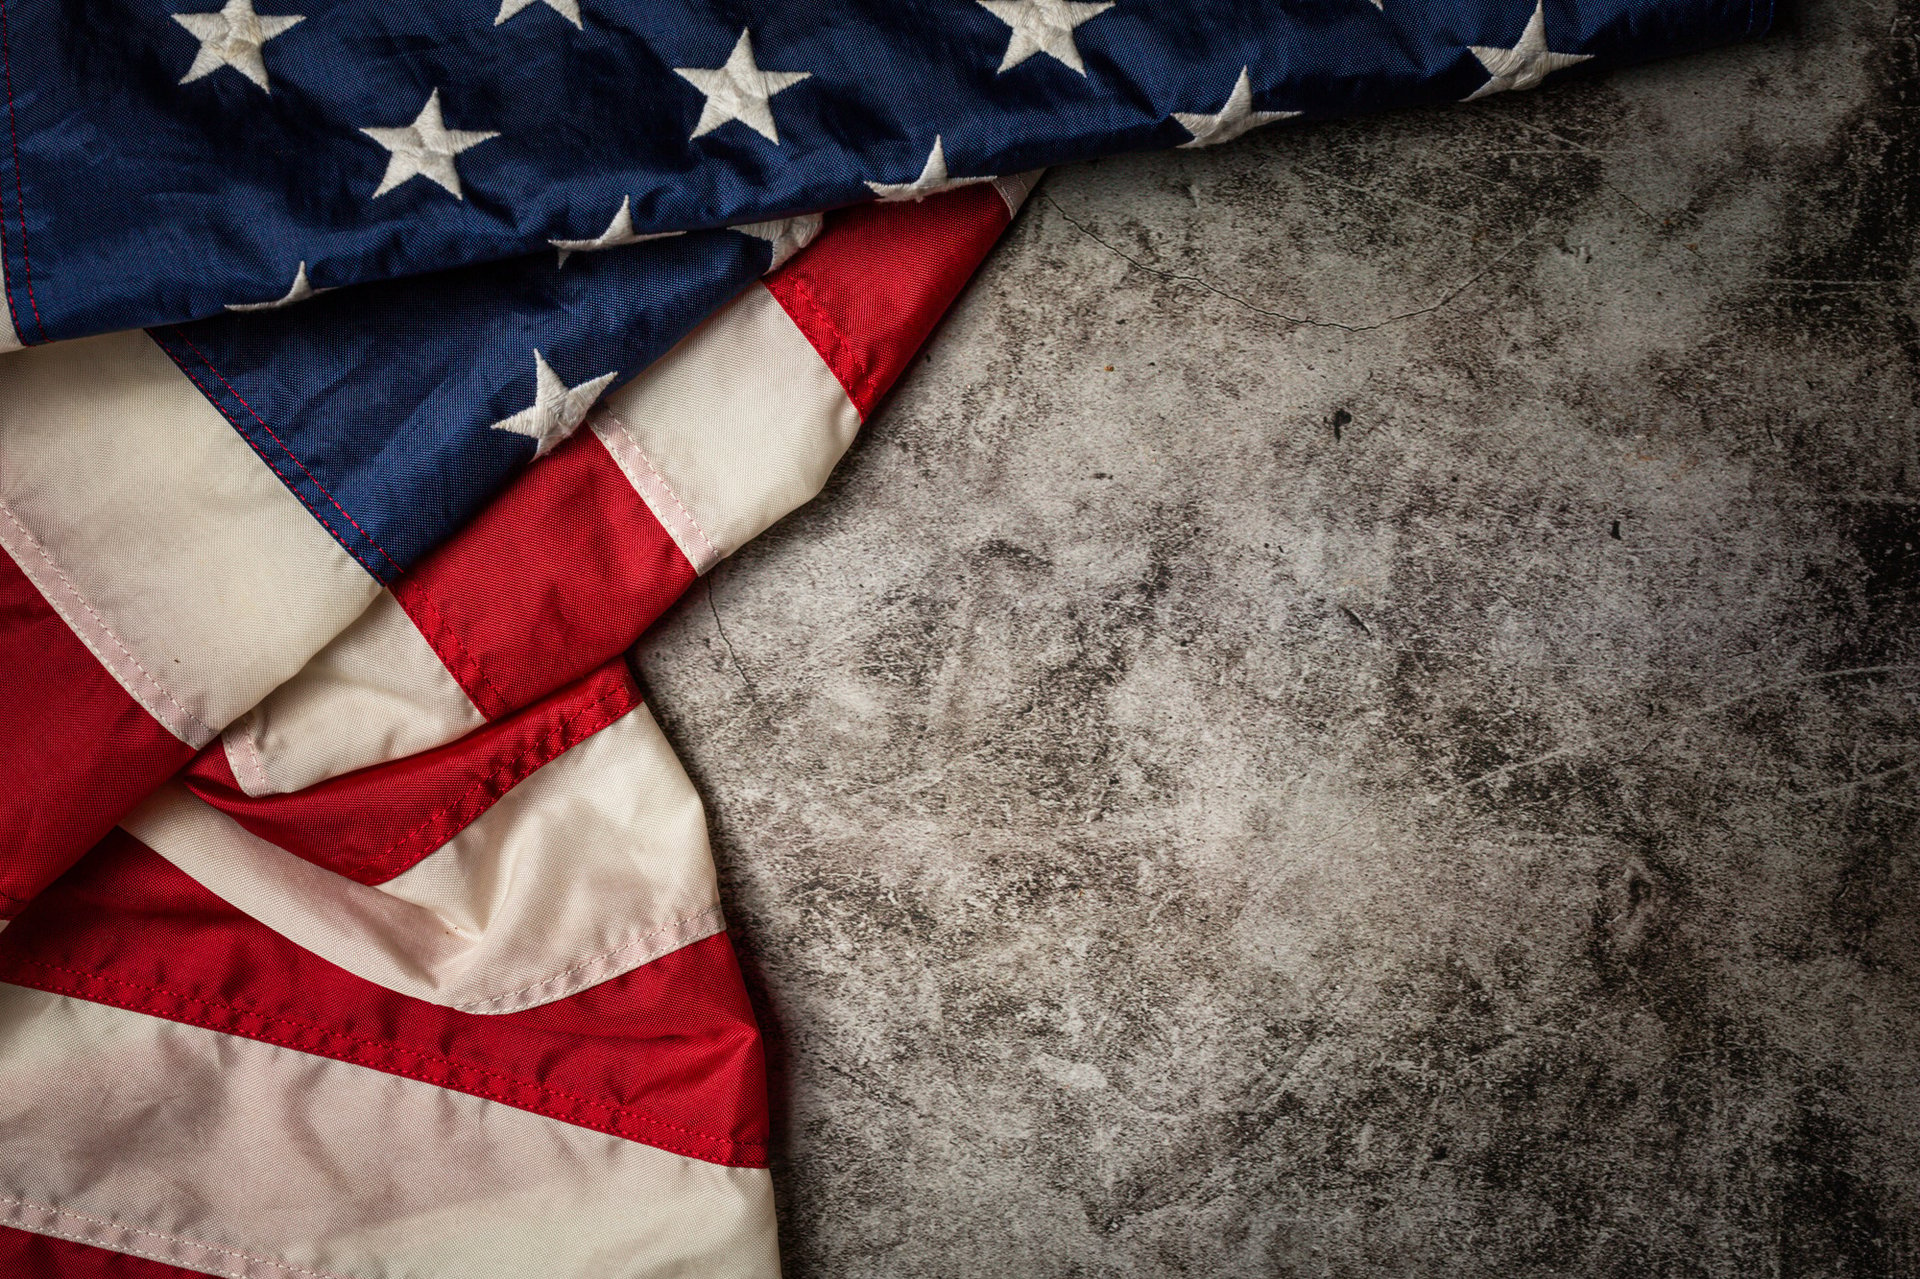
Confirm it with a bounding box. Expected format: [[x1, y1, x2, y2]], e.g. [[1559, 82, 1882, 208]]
[[1775, 1087, 1900, 1279]]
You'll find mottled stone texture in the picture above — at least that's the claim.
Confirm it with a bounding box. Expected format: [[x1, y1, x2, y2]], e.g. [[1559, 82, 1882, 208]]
[[636, 0, 1920, 1272]]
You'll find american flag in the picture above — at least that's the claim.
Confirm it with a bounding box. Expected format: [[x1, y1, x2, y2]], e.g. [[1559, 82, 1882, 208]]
[[0, 0, 1768, 1272]]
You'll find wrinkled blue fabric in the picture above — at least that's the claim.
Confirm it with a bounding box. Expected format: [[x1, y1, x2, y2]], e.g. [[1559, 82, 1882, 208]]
[[146, 225, 774, 578], [0, 0, 1770, 346]]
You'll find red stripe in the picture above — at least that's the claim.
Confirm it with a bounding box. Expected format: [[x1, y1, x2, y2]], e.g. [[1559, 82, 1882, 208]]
[[394, 428, 695, 720], [180, 659, 639, 886], [766, 184, 1014, 418], [0, 551, 194, 918], [0, 1225, 206, 1278], [0, 830, 769, 1167]]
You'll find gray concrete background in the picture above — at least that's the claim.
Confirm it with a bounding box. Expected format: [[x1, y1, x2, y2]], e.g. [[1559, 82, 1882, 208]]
[[636, 0, 1920, 1272]]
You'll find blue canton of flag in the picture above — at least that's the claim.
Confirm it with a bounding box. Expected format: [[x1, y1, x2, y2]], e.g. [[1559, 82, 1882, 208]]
[[0, 0, 1769, 349]]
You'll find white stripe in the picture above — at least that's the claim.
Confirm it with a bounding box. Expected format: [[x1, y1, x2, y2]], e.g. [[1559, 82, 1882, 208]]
[[992, 169, 1044, 217], [0, 984, 780, 1279], [224, 591, 485, 796], [0, 495, 214, 745], [126, 700, 723, 1013], [0, 254, 18, 352], [0, 331, 381, 743], [591, 414, 723, 574], [596, 281, 861, 567]]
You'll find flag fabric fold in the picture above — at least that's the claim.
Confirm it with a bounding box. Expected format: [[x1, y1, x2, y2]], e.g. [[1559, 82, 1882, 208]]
[[0, 179, 1021, 1278], [0, 835, 779, 1278], [0, 181, 1024, 914]]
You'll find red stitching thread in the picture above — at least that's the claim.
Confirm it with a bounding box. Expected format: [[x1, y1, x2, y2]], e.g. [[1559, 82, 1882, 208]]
[[163, 328, 407, 578], [395, 584, 513, 719], [160, 349, 389, 581], [0, 121, 16, 346], [0, 0, 41, 337], [5, 958, 766, 1164], [770, 274, 874, 413], [0, 0, 43, 342], [0, 0, 41, 342], [326, 676, 634, 882]]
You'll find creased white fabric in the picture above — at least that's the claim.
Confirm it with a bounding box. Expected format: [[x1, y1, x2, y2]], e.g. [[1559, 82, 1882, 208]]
[[0, 984, 780, 1279], [125, 701, 724, 1013], [0, 330, 380, 744], [223, 591, 485, 796]]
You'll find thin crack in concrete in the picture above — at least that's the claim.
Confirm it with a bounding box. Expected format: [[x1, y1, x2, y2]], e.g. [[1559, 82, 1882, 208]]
[[1040, 191, 1544, 334], [706, 577, 759, 699], [1230, 663, 1920, 915]]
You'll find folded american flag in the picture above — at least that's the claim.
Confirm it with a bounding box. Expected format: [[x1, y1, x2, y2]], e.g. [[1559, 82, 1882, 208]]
[[0, 0, 1770, 1272], [0, 183, 1020, 1278]]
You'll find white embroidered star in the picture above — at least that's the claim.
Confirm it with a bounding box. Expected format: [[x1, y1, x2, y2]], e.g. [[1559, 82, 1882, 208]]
[[1465, 1, 1592, 100], [977, 0, 1113, 75], [227, 261, 326, 311], [866, 137, 995, 202], [490, 350, 618, 456], [674, 30, 811, 144], [731, 214, 823, 271], [172, 0, 303, 93], [1173, 67, 1298, 148], [494, 0, 579, 27], [550, 197, 682, 266], [360, 90, 499, 200]]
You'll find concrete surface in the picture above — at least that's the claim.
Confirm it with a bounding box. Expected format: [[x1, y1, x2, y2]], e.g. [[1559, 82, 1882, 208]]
[[635, 0, 1920, 1272]]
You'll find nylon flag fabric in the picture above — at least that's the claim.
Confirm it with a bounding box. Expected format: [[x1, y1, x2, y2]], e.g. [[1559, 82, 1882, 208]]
[[0, 0, 1770, 348], [0, 0, 1769, 1272]]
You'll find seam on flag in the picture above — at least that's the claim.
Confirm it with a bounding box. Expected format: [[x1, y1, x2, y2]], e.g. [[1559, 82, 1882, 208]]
[[313, 671, 636, 883], [0, 498, 215, 746], [765, 271, 872, 414], [451, 903, 726, 1015], [0, 1194, 353, 1279], [6, 1225, 237, 1279], [153, 329, 407, 584], [591, 408, 722, 573], [393, 584, 515, 719], [0, 0, 42, 345], [226, 717, 274, 794]]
